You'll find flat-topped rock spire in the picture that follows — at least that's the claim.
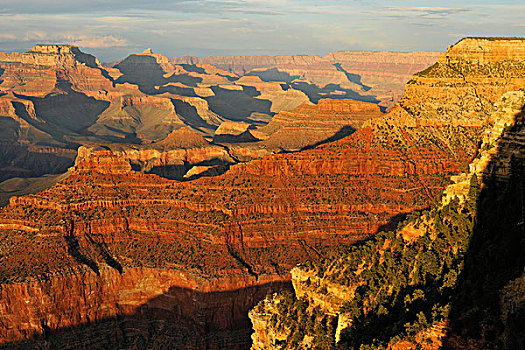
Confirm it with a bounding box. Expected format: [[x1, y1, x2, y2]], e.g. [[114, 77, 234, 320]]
[[10, 44, 103, 68], [27, 44, 79, 55]]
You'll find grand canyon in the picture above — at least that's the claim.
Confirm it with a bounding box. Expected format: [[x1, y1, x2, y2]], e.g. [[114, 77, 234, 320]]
[[0, 35, 523, 350]]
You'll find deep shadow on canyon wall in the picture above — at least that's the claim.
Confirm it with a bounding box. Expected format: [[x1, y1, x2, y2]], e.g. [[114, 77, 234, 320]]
[[0, 281, 292, 350], [0, 143, 75, 183], [445, 104, 525, 349]]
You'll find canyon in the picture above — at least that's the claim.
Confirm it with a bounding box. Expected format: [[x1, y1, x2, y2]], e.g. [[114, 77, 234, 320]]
[[0, 45, 438, 189], [0, 37, 523, 349], [170, 51, 440, 110], [249, 38, 525, 349]]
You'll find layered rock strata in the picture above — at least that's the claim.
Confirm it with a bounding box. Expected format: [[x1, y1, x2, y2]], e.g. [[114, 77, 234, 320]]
[[171, 51, 440, 110], [253, 98, 382, 151], [78, 128, 235, 180], [248, 42, 525, 349], [0, 38, 522, 349], [324, 51, 440, 109], [0, 44, 442, 196], [171, 55, 359, 88]]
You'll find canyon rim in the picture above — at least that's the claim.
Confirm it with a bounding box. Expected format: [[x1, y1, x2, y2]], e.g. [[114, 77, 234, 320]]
[[0, 1, 524, 349]]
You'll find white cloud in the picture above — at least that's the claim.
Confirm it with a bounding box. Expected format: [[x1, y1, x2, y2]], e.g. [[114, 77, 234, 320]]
[[387, 7, 460, 12], [0, 31, 129, 48], [385, 6, 469, 16], [0, 34, 17, 42], [64, 35, 129, 48], [0, 1, 522, 60]]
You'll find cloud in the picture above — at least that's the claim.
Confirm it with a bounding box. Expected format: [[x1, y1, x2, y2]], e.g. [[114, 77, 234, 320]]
[[24, 31, 49, 42], [0, 0, 522, 60], [385, 6, 469, 17], [0, 31, 129, 48], [0, 33, 17, 42], [477, 4, 525, 10], [0, 0, 284, 16], [64, 35, 129, 48], [388, 7, 460, 12]]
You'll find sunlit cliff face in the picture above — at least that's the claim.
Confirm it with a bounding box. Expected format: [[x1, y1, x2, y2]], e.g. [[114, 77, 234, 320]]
[[0, 37, 523, 349]]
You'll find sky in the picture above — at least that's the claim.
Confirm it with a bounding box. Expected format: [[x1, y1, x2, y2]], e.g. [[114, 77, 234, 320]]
[[0, 0, 524, 61]]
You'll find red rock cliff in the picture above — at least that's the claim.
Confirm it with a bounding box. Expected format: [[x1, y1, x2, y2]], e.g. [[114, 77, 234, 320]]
[[0, 38, 523, 349]]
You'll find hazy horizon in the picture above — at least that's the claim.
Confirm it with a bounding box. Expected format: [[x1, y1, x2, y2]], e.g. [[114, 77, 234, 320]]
[[9, 43, 446, 63], [0, 0, 524, 61]]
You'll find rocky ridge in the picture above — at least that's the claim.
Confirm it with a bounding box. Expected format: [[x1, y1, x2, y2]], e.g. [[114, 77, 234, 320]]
[[1, 44, 435, 195], [324, 50, 440, 108], [171, 54, 360, 88], [170, 51, 440, 110], [223, 98, 383, 160], [248, 79, 525, 349], [253, 99, 382, 151], [0, 38, 521, 348], [77, 128, 235, 180]]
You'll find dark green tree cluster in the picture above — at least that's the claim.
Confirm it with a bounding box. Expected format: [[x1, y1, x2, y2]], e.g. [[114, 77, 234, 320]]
[[265, 292, 337, 349]]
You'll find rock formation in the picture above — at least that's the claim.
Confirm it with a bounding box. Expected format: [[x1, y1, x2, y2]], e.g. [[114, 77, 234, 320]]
[[249, 90, 525, 350], [0, 44, 440, 198], [0, 45, 282, 192], [253, 98, 382, 151], [248, 38, 525, 350], [3, 44, 407, 193], [171, 51, 440, 110], [324, 51, 440, 109], [79, 128, 236, 180], [214, 121, 258, 143], [171, 54, 357, 88], [0, 37, 521, 349]]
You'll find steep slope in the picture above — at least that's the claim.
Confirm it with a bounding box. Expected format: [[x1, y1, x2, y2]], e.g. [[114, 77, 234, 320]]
[[221, 98, 383, 161], [249, 41, 525, 350], [254, 99, 383, 150], [79, 127, 235, 180], [0, 38, 521, 349], [171, 55, 359, 88], [0, 45, 438, 195], [0, 150, 304, 348], [0, 45, 305, 193], [0, 45, 315, 192], [0, 44, 115, 94], [0, 45, 116, 180], [249, 88, 524, 350], [116, 49, 310, 127], [0, 45, 304, 146]]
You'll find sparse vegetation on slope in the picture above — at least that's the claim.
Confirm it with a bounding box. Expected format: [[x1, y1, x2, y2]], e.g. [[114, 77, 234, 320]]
[[254, 186, 477, 349], [250, 89, 525, 350]]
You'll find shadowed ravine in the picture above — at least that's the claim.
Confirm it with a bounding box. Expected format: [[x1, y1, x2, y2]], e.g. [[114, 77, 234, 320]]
[[0, 278, 292, 349]]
